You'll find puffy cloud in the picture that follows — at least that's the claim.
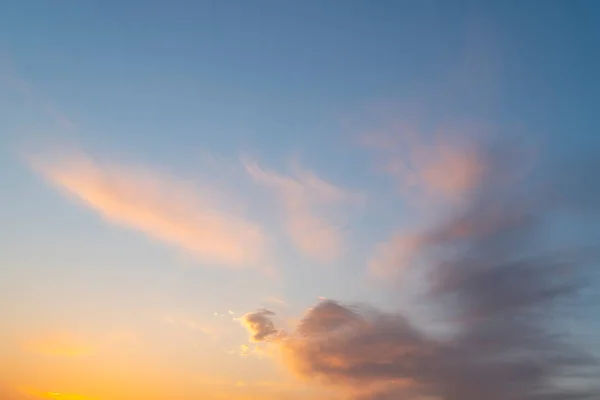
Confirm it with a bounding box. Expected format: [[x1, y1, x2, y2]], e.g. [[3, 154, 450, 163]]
[[244, 160, 355, 263], [295, 300, 362, 337], [30, 150, 268, 269], [240, 309, 280, 343], [243, 142, 600, 400]]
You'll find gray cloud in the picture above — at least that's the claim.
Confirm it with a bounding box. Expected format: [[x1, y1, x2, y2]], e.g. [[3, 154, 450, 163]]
[[240, 309, 280, 343], [244, 141, 600, 400]]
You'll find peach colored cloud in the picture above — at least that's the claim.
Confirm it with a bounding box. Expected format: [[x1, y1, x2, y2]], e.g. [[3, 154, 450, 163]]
[[30, 151, 267, 269], [414, 141, 483, 198], [368, 233, 425, 278], [363, 130, 484, 202], [244, 160, 354, 263], [364, 132, 488, 277]]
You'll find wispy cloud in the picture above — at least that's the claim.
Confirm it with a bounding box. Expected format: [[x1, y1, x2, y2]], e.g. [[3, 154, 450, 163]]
[[365, 132, 499, 277], [153, 312, 218, 339], [29, 150, 268, 269], [368, 233, 424, 277], [362, 129, 485, 202], [263, 297, 287, 307], [1, 56, 75, 135], [244, 160, 354, 263]]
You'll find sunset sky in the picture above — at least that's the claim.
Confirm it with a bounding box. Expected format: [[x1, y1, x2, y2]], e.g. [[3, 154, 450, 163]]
[[1, 1, 599, 400]]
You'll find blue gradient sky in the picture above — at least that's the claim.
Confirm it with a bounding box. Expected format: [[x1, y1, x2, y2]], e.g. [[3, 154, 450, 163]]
[[1, 1, 599, 399]]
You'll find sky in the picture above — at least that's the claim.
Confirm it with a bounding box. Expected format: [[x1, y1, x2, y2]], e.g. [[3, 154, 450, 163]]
[[1, 1, 600, 399]]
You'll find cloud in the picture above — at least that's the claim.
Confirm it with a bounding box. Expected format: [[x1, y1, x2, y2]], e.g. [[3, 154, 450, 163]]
[[368, 233, 425, 277], [264, 297, 287, 306], [414, 140, 484, 199], [368, 137, 535, 276], [30, 150, 268, 269], [243, 142, 600, 400], [244, 160, 354, 263], [363, 129, 486, 202], [240, 309, 280, 343]]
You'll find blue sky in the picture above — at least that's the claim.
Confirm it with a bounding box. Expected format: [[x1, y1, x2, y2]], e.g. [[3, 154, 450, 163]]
[[1, 1, 599, 399]]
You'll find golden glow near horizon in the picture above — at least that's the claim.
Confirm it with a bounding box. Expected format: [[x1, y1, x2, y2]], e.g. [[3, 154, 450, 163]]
[[24, 390, 90, 400]]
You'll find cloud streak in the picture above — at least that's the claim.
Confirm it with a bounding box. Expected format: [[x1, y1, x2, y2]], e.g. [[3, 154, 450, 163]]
[[30, 150, 268, 269], [245, 160, 354, 263], [243, 141, 600, 400]]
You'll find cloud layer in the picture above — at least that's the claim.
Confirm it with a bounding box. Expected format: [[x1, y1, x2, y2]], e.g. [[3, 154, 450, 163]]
[[243, 142, 600, 400]]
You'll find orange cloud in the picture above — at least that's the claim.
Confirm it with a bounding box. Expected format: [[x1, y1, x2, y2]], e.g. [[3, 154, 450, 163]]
[[30, 151, 268, 269], [245, 160, 354, 263]]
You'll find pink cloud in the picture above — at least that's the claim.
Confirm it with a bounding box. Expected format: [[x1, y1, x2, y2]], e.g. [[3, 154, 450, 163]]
[[30, 151, 268, 269], [368, 233, 424, 277], [364, 131, 489, 277], [244, 160, 354, 263], [363, 129, 485, 202]]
